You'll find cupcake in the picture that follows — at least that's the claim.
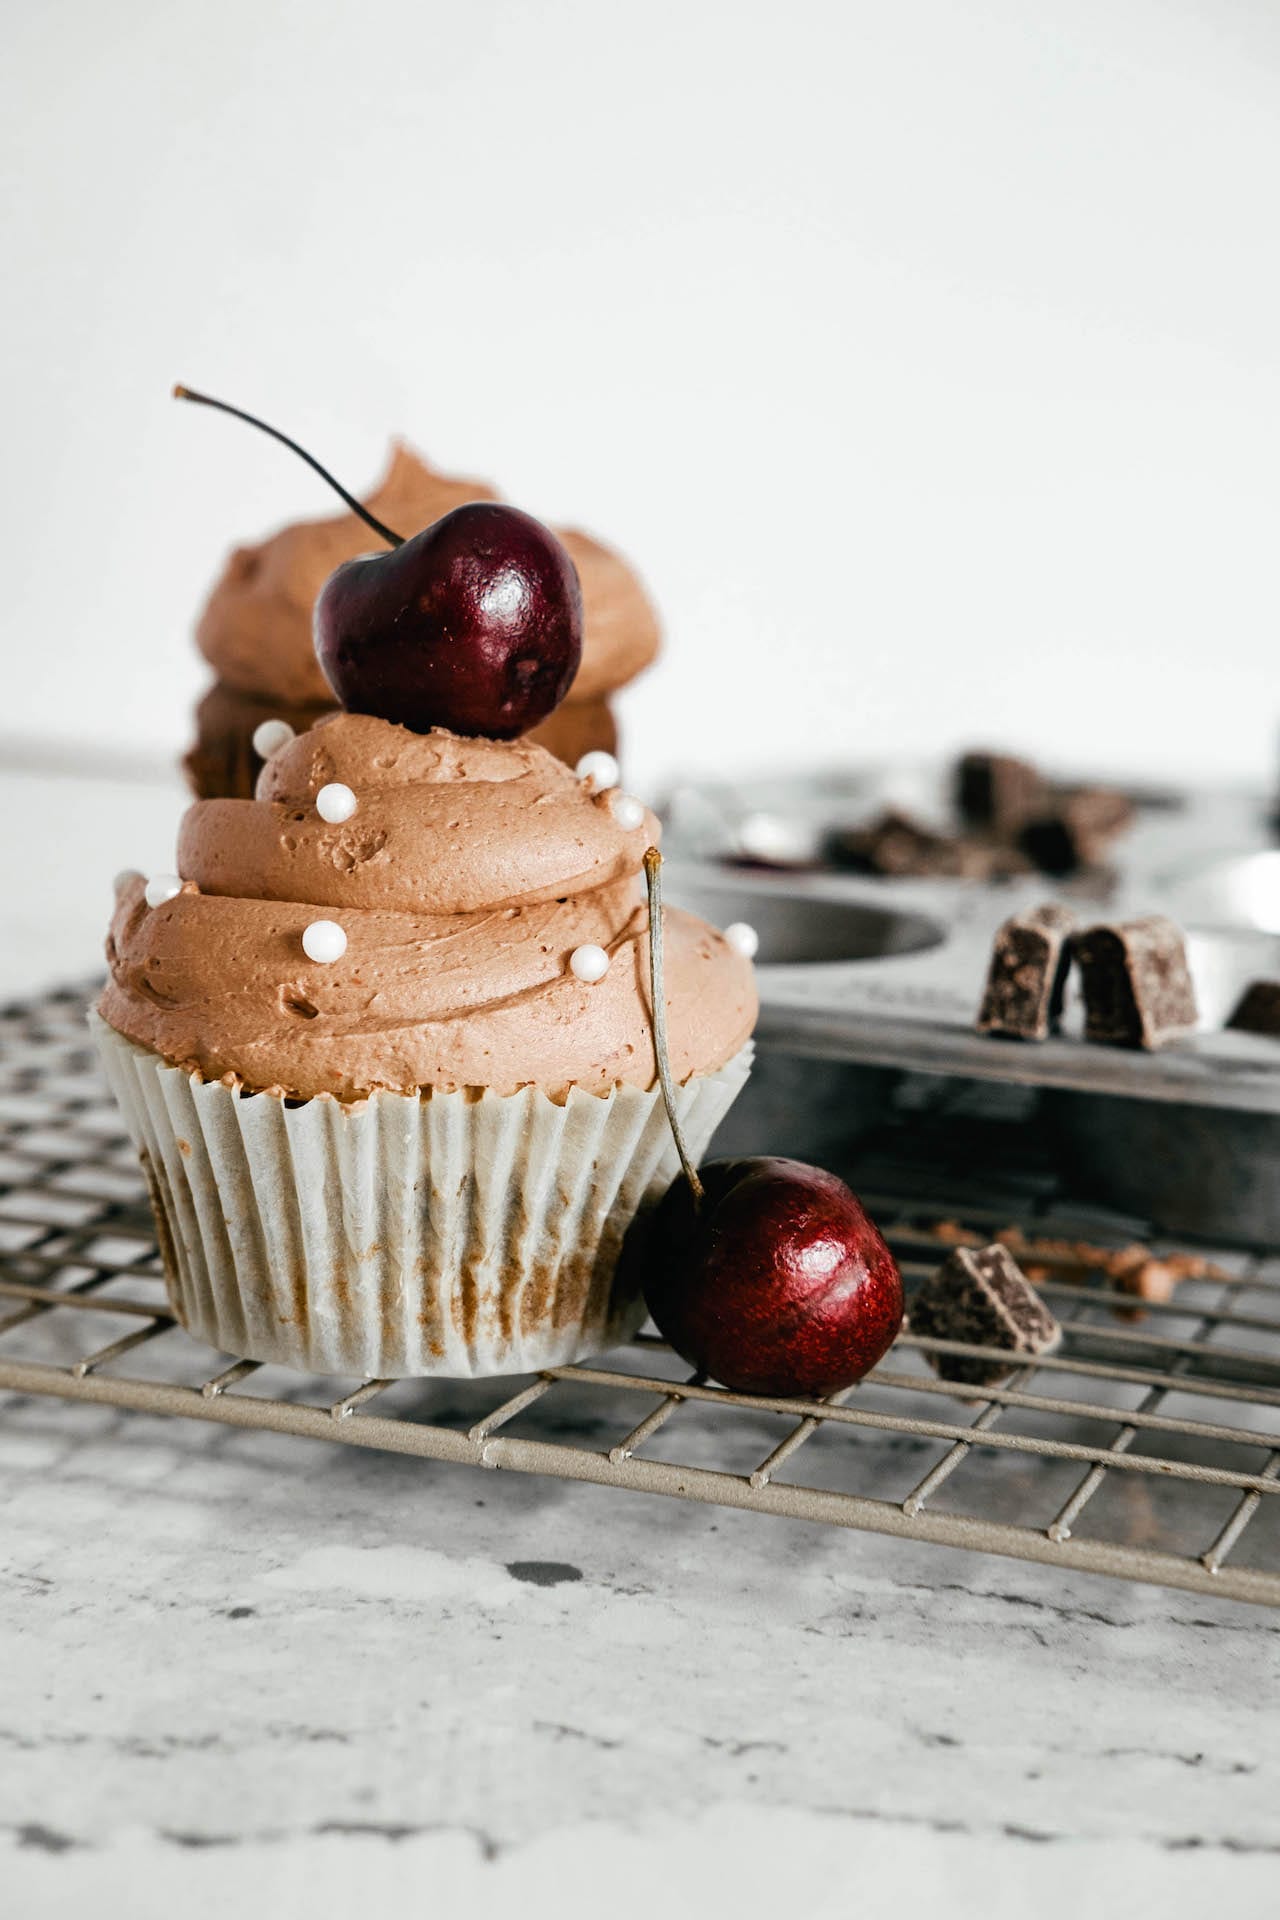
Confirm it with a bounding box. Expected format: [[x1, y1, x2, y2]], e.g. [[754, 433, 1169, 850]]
[[96, 445, 752, 1379], [186, 443, 661, 798]]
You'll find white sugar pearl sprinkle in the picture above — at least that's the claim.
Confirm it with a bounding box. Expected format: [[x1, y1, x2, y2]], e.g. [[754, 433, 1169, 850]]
[[725, 921, 759, 960], [569, 944, 610, 983], [576, 749, 620, 793], [608, 791, 646, 832], [316, 781, 358, 824], [252, 718, 296, 759], [144, 874, 183, 909], [302, 920, 347, 964]]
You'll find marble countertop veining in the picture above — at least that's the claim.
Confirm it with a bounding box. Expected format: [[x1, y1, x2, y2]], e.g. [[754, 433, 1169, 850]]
[[2, 1391, 1278, 1920], [2, 764, 1279, 1919]]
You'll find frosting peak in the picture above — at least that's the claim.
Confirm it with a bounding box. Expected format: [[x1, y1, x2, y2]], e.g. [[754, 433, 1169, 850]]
[[101, 715, 755, 1102]]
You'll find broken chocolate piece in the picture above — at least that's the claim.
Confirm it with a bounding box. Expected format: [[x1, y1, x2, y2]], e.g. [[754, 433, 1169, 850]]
[[1018, 787, 1135, 877], [1226, 979, 1280, 1037], [825, 810, 1030, 881], [1073, 915, 1198, 1050], [976, 903, 1076, 1041], [825, 810, 956, 877], [955, 752, 1045, 834], [909, 1244, 1061, 1386]]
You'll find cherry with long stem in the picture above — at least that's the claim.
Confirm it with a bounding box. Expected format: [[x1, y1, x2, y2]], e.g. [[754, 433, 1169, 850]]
[[643, 846, 704, 1208], [172, 384, 405, 548]]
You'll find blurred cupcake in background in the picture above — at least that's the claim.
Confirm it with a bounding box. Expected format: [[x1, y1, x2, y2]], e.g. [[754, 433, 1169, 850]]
[[185, 443, 661, 797]]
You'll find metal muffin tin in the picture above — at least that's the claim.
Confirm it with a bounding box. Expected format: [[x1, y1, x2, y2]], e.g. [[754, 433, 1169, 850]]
[[663, 768, 1280, 1244]]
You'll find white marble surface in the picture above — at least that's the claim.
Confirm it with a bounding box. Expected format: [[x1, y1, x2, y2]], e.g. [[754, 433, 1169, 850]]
[[2, 767, 1279, 1918], [2, 1399, 1278, 1920]]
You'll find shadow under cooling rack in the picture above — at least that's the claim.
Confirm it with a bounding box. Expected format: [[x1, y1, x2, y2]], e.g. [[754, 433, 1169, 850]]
[[2, 982, 1279, 1607]]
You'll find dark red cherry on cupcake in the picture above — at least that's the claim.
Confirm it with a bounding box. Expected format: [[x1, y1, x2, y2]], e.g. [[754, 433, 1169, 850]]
[[631, 849, 904, 1398], [314, 502, 581, 737], [174, 386, 583, 738]]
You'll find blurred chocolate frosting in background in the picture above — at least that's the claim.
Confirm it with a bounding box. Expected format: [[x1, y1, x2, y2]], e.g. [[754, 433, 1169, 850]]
[[185, 443, 662, 797]]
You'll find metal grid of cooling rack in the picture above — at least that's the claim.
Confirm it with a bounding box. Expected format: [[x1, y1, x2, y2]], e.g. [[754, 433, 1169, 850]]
[[2, 982, 1279, 1606]]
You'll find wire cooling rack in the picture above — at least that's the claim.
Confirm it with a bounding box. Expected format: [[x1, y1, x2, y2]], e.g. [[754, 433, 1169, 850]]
[[2, 982, 1279, 1606]]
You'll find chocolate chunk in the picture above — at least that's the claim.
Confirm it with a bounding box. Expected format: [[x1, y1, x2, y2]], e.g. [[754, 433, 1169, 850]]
[[976, 903, 1076, 1041], [826, 810, 1029, 881], [1226, 979, 1280, 1037], [1073, 915, 1198, 1049], [1018, 786, 1134, 877], [830, 811, 963, 877], [910, 1244, 1061, 1386], [955, 752, 1045, 834]]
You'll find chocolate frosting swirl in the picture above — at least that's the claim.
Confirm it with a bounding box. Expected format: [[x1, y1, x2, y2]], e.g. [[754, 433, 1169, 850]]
[[101, 714, 755, 1102], [195, 444, 661, 707]]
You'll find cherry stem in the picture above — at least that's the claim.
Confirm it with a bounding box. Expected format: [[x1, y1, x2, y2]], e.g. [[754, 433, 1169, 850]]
[[643, 847, 704, 1207], [172, 385, 405, 549]]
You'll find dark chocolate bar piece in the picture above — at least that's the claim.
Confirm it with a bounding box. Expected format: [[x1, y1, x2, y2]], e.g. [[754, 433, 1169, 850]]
[[955, 752, 1045, 834], [826, 811, 1029, 881], [910, 1244, 1061, 1386], [1226, 979, 1280, 1037], [1018, 786, 1135, 877], [825, 811, 956, 877], [1073, 915, 1198, 1049], [976, 903, 1076, 1041]]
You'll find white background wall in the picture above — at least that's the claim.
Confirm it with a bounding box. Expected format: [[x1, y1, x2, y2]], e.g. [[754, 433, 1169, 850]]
[[3, 0, 1278, 799]]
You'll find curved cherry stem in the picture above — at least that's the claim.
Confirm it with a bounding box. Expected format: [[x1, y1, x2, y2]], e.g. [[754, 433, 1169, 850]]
[[172, 385, 404, 548], [643, 846, 704, 1207]]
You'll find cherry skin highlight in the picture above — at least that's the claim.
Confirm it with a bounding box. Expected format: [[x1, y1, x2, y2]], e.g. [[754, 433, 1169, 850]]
[[638, 1156, 904, 1398], [315, 501, 583, 738]]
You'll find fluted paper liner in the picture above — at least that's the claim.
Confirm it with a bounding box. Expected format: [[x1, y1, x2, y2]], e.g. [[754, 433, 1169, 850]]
[[91, 1014, 752, 1378]]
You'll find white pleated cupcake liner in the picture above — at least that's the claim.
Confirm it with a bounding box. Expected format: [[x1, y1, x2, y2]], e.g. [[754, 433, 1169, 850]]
[[91, 1013, 752, 1379]]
